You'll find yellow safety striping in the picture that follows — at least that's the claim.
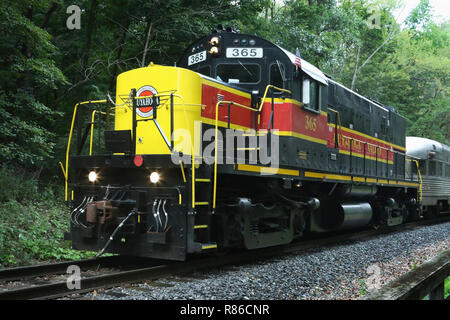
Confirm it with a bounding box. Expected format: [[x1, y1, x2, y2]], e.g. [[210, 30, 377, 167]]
[[304, 171, 420, 187], [328, 123, 406, 152], [275, 131, 328, 145], [203, 79, 252, 100], [237, 164, 299, 176], [304, 171, 352, 181], [194, 225, 208, 229], [194, 202, 209, 206], [397, 181, 420, 187], [201, 244, 217, 250], [242, 133, 267, 136], [337, 149, 394, 164], [201, 116, 251, 131]]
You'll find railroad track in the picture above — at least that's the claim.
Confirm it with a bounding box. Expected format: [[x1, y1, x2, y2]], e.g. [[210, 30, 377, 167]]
[[1, 215, 449, 300]]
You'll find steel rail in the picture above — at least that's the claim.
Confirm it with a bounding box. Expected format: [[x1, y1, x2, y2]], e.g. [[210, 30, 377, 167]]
[[0, 256, 122, 282], [0, 255, 163, 283], [0, 215, 448, 300]]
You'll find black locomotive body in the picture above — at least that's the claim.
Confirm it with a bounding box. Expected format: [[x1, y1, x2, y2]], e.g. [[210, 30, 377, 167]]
[[64, 28, 427, 260]]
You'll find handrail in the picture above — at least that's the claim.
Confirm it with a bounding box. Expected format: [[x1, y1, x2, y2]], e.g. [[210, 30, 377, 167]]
[[89, 110, 108, 156], [407, 158, 423, 202], [213, 100, 254, 210], [258, 85, 292, 124], [211, 87, 291, 210], [260, 85, 292, 109], [63, 100, 107, 201], [327, 108, 344, 149]]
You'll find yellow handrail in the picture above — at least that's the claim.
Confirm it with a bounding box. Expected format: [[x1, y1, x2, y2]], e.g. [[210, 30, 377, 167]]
[[89, 110, 108, 156], [259, 85, 292, 111], [213, 100, 252, 209], [192, 145, 196, 209], [408, 159, 423, 203], [327, 108, 344, 148], [63, 100, 107, 201], [211, 86, 292, 210], [258, 85, 292, 124]]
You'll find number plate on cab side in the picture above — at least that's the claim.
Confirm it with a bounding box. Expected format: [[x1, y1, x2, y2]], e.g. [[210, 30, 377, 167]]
[[226, 48, 263, 58], [188, 50, 206, 66]]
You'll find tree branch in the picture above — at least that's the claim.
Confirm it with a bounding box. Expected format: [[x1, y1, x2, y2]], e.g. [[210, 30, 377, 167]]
[[141, 21, 153, 67]]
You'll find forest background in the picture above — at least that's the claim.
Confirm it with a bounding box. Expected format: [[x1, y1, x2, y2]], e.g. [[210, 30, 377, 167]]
[[0, 0, 448, 266]]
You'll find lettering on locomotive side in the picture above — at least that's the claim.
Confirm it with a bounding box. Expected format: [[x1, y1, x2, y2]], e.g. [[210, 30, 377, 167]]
[[305, 115, 317, 132], [330, 131, 390, 159], [136, 96, 159, 107]]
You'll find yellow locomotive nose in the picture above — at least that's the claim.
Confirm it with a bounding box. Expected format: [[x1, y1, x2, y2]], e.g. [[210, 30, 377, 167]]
[[115, 65, 203, 157]]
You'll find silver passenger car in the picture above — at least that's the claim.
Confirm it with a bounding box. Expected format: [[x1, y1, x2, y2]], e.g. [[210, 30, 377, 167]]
[[406, 137, 450, 216]]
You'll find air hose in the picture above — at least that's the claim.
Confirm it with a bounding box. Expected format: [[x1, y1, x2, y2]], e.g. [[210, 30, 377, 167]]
[[95, 209, 137, 258]]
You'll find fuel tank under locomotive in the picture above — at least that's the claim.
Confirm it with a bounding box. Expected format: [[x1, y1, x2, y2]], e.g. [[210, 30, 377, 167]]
[[310, 184, 377, 232]]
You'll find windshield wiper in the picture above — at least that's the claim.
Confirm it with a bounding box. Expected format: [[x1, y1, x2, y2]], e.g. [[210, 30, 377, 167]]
[[238, 60, 253, 77], [276, 60, 286, 82]]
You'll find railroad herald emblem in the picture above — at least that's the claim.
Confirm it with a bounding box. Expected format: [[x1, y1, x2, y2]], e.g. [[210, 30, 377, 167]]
[[136, 85, 159, 118]]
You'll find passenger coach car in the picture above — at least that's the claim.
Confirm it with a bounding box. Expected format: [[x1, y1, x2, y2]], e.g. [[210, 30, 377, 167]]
[[62, 26, 422, 260], [406, 137, 450, 217]]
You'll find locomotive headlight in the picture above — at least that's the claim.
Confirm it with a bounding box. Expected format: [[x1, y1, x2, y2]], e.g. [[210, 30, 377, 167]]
[[88, 171, 97, 183], [209, 36, 219, 45], [209, 46, 219, 55], [150, 171, 160, 184]]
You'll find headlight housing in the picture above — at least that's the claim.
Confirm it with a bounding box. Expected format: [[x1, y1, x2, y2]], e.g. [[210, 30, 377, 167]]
[[150, 171, 160, 184], [88, 171, 97, 183]]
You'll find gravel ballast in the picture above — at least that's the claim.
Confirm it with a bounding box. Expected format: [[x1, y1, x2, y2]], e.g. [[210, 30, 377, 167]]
[[83, 221, 450, 300]]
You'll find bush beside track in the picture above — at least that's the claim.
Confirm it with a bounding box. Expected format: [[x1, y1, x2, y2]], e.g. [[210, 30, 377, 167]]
[[0, 167, 93, 267]]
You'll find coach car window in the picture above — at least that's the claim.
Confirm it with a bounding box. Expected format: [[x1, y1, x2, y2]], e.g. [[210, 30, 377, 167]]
[[437, 161, 443, 176], [429, 160, 436, 176], [216, 63, 260, 84]]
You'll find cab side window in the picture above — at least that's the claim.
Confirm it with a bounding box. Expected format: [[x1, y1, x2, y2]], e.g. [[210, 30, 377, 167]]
[[270, 63, 284, 88], [302, 77, 321, 112]]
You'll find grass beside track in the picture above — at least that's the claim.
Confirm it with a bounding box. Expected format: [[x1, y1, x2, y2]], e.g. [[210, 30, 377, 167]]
[[445, 277, 450, 299], [0, 167, 94, 268]]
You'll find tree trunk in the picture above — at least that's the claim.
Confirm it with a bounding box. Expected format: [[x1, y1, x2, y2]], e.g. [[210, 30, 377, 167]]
[[141, 21, 153, 67], [41, 2, 57, 29], [109, 22, 130, 92], [81, 0, 99, 76], [351, 45, 361, 91]]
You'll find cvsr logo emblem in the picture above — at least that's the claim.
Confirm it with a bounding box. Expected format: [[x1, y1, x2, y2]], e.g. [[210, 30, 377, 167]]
[[136, 85, 158, 118]]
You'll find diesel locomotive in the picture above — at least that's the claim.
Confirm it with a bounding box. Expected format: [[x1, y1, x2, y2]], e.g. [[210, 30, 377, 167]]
[[62, 27, 436, 261]]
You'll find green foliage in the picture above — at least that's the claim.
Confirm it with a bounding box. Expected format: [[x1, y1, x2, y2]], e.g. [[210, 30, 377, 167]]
[[0, 0, 448, 266], [1, 0, 448, 171], [359, 278, 367, 296], [0, 0, 67, 169], [0, 168, 93, 267], [445, 277, 450, 300]]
